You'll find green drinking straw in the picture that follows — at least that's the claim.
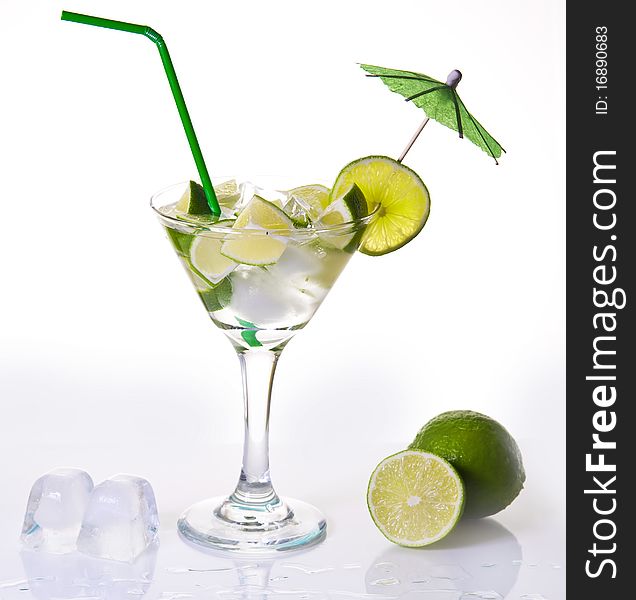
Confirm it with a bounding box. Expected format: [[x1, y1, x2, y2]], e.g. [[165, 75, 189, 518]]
[[61, 10, 221, 216]]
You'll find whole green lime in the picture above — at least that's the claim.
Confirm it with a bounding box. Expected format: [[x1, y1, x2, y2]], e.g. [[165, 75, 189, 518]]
[[409, 410, 525, 518]]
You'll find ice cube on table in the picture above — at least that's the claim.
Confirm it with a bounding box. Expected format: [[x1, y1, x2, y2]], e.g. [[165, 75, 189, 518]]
[[21, 468, 94, 554], [77, 474, 159, 563]]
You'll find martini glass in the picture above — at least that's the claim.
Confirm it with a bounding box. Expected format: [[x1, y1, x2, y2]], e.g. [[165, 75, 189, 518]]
[[151, 178, 375, 553]]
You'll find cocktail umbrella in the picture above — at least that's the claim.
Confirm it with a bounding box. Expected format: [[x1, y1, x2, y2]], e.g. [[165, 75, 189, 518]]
[[360, 64, 505, 164]]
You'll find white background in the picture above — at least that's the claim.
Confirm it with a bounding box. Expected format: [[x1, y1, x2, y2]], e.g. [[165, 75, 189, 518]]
[[0, 0, 565, 597]]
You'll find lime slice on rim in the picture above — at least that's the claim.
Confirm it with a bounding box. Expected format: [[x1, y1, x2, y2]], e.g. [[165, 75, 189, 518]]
[[220, 195, 294, 266], [367, 450, 464, 547], [331, 156, 430, 255]]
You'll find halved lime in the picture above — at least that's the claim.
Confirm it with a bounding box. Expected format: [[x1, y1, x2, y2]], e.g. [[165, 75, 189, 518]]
[[331, 156, 430, 255], [190, 236, 237, 285], [409, 411, 526, 518], [220, 195, 294, 266], [176, 180, 212, 216], [367, 450, 464, 547]]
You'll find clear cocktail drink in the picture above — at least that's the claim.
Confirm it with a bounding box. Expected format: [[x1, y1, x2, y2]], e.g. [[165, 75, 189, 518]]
[[152, 177, 374, 552]]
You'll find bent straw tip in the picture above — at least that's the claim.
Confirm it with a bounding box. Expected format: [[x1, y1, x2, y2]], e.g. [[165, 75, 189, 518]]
[[61, 10, 89, 24], [61, 10, 80, 21]]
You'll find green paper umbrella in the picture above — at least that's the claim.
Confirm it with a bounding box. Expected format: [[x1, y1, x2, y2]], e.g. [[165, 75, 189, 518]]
[[360, 64, 505, 164]]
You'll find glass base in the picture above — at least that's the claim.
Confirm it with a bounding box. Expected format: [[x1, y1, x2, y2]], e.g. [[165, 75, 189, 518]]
[[177, 496, 327, 554]]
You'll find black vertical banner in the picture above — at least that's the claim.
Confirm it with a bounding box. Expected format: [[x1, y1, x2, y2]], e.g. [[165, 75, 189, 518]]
[[567, 1, 634, 597]]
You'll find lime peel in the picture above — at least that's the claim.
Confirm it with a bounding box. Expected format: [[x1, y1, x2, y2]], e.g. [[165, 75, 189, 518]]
[[409, 410, 526, 518]]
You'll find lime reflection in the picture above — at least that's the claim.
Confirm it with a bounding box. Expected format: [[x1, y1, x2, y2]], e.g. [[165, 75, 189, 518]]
[[365, 519, 521, 598]]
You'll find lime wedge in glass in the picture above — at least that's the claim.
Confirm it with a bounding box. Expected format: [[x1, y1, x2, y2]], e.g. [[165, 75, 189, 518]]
[[176, 180, 212, 216], [317, 183, 368, 252], [176, 179, 241, 218], [367, 450, 464, 547], [319, 183, 367, 225], [190, 236, 237, 285], [220, 195, 294, 266], [198, 277, 233, 312], [331, 156, 430, 255]]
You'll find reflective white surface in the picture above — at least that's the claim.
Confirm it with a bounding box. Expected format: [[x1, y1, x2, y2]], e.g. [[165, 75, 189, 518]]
[[0, 440, 564, 599], [1, 0, 565, 597]]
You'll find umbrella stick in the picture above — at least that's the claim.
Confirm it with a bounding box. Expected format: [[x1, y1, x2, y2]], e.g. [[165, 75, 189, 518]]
[[398, 117, 430, 163]]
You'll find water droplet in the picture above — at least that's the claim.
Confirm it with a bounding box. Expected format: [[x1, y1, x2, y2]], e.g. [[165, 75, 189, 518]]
[[461, 592, 502, 600], [370, 577, 400, 586], [550, 564, 562, 569], [521, 595, 548, 600], [430, 565, 471, 581], [374, 561, 398, 570], [330, 592, 400, 600], [0, 579, 29, 589], [280, 563, 335, 575], [480, 563, 496, 568], [167, 566, 235, 574], [343, 564, 362, 570], [512, 560, 523, 566], [270, 576, 289, 582]]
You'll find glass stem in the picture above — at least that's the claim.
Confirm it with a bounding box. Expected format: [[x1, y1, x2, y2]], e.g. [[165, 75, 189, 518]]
[[230, 348, 282, 508]]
